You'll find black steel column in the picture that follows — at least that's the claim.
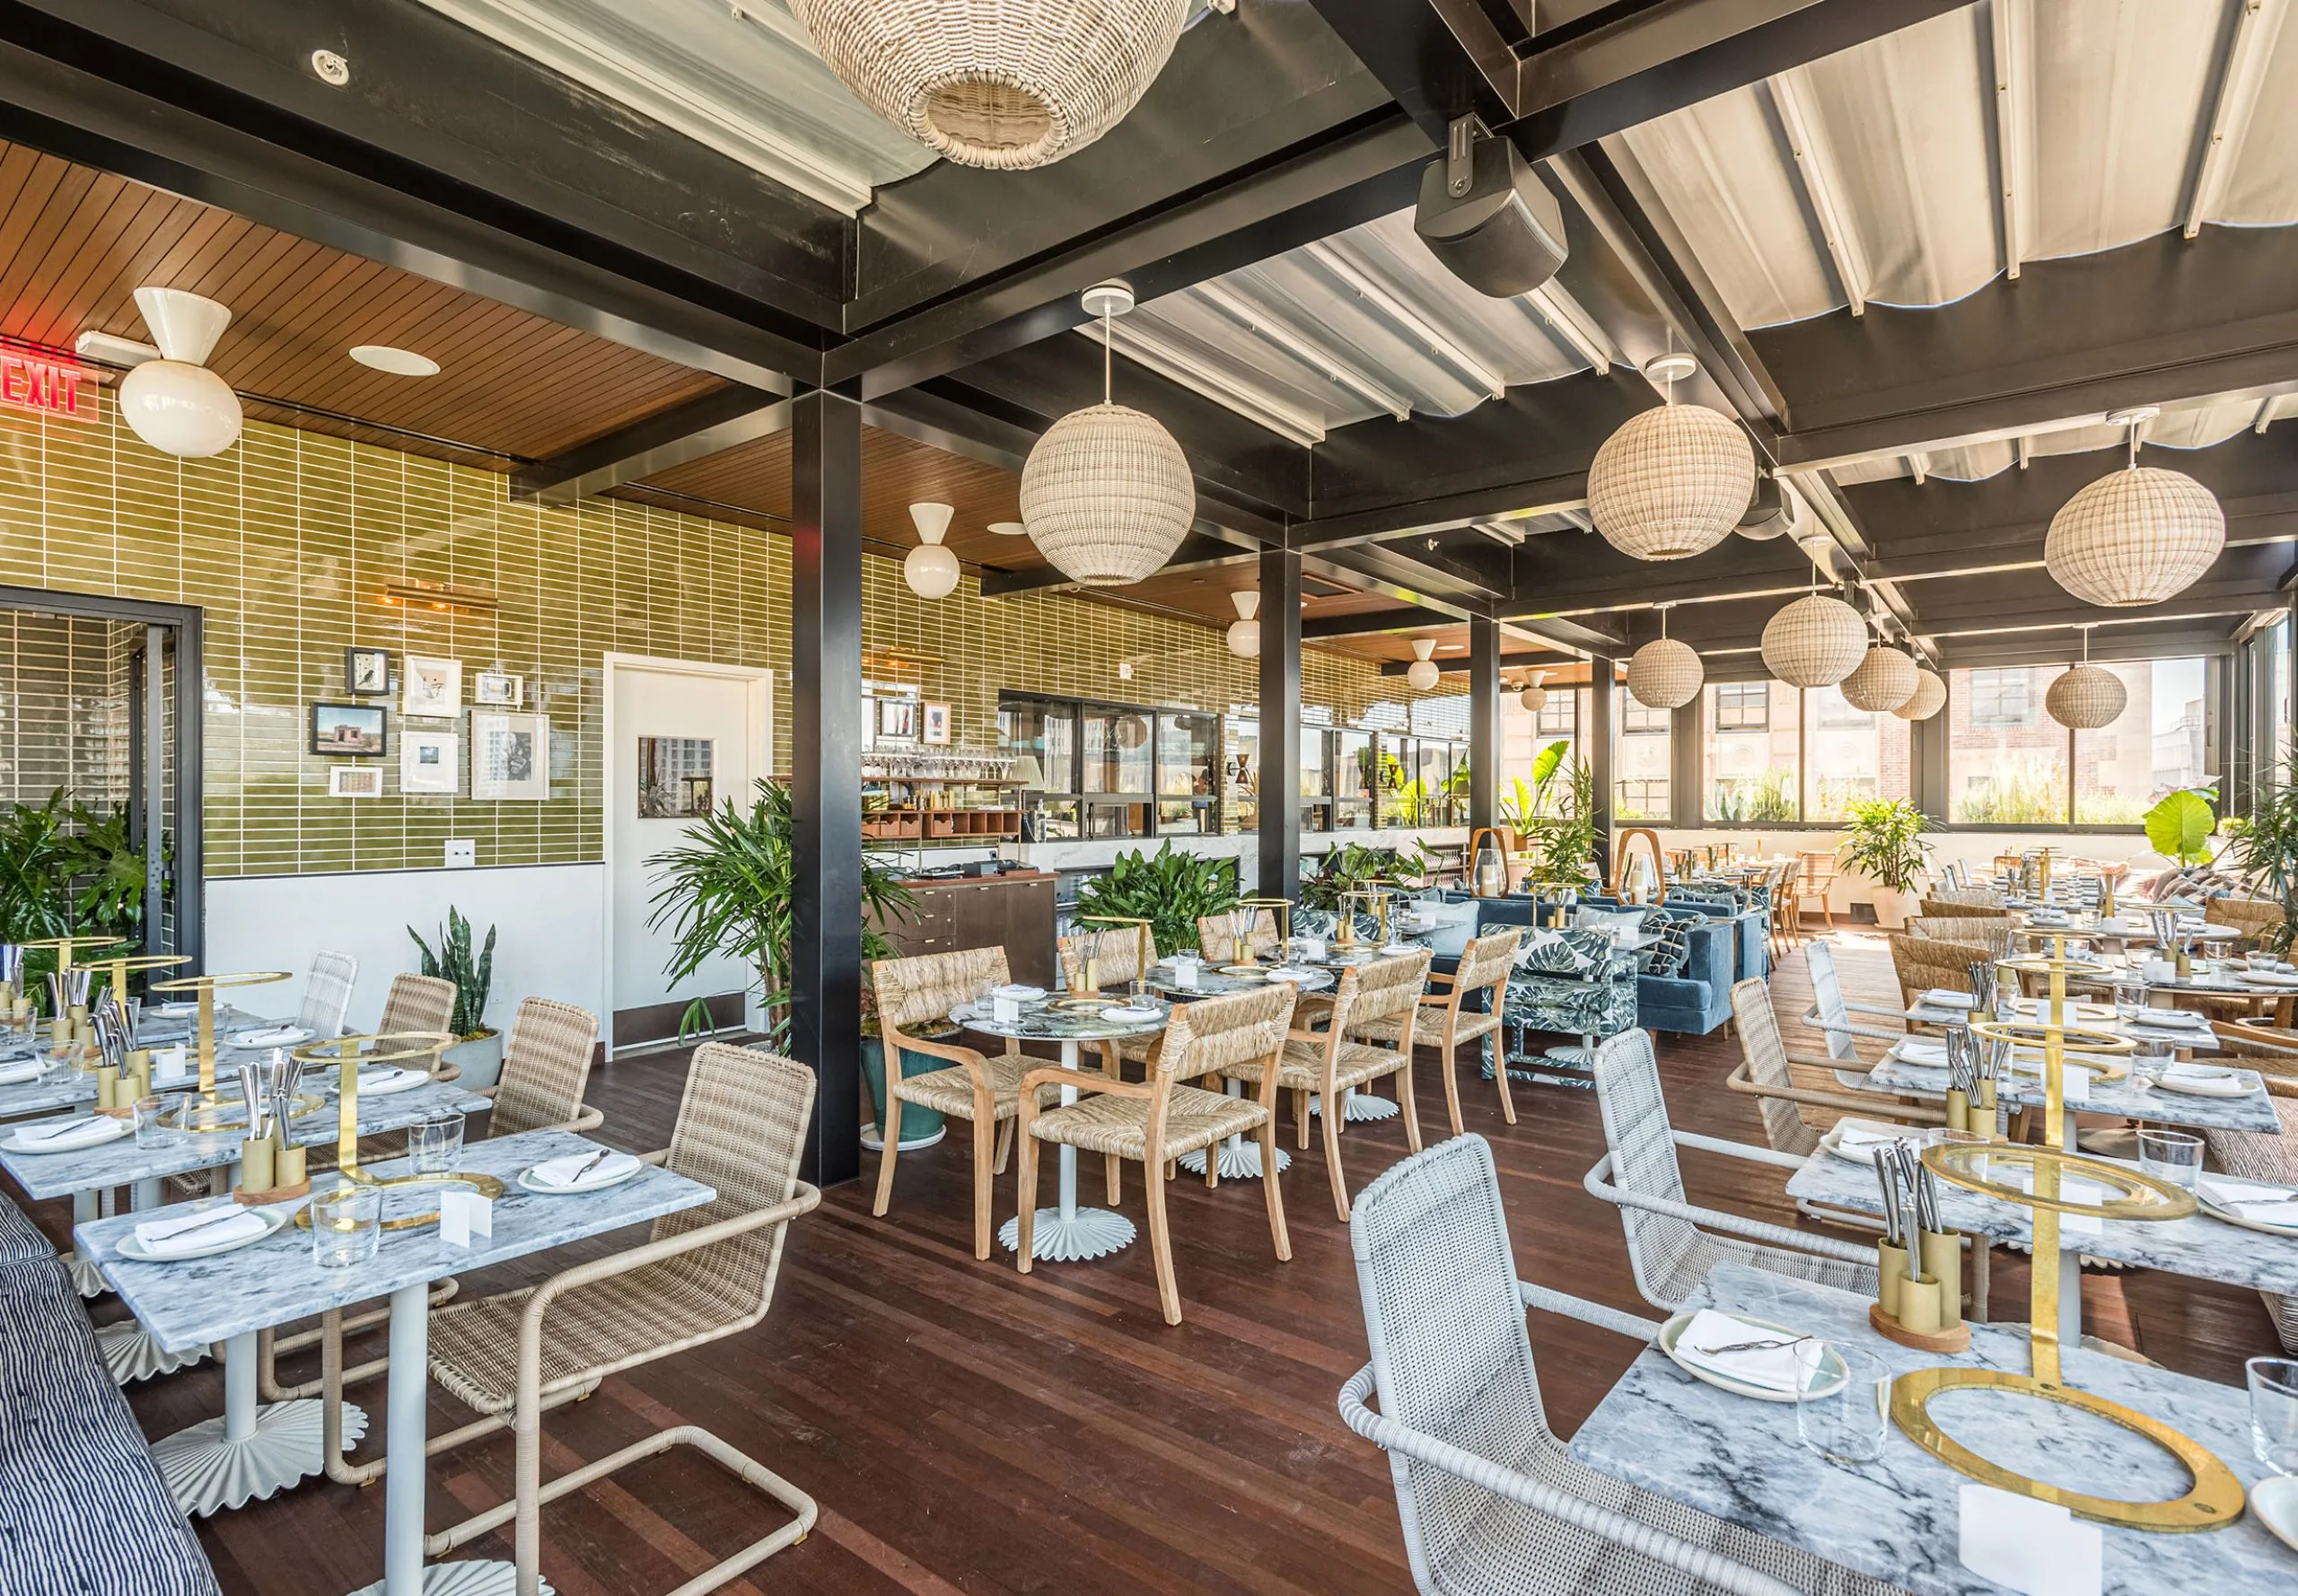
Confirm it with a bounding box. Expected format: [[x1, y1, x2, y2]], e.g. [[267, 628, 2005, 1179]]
[[1259, 548, 1302, 899], [1469, 617, 1501, 832], [1587, 658, 1615, 886], [790, 390, 864, 1185]]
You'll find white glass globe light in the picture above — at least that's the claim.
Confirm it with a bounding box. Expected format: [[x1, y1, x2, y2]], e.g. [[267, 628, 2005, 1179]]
[[1406, 638, 1441, 692], [1892, 669, 1947, 722], [902, 501, 960, 600], [1225, 590, 1260, 659], [120, 360, 242, 459], [1518, 671, 1548, 715], [1760, 593, 1867, 688], [1626, 637, 1702, 709], [1838, 645, 1918, 714]]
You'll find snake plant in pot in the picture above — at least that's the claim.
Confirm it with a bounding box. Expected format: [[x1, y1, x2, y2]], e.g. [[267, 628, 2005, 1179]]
[[1836, 797, 1935, 928], [408, 907, 499, 1085]]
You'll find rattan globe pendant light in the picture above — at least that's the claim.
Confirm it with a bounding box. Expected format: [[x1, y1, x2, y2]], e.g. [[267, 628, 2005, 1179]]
[[788, 0, 1189, 171], [903, 501, 960, 599], [1893, 668, 1947, 722], [1020, 281, 1194, 586], [1626, 602, 1703, 709], [1226, 590, 1260, 658], [1406, 639, 1442, 692], [2046, 626, 2127, 730], [1761, 535, 1867, 688], [2044, 407, 2225, 607], [1587, 352, 1757, 561], [1517, 671, 1548, 715], [1839, 637, 1918, 714]]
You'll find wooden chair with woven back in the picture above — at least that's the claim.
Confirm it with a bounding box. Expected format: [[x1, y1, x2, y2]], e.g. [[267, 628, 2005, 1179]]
[[2189, 1019, 2298, 1354], [1015, 983, 1298, 1324], [1057, 926, 1160, 1075], [1908, 914, 2020, 961], [1887, 932, 1992, 1011], [872, 947, 1066, 1259], [379, 972, 460, 1076], [2206, 895, 2286, 952], [1792, 851, 1836, 933], [1216, 948, 1434, 1222], [1349, 928, 1521, 1135]]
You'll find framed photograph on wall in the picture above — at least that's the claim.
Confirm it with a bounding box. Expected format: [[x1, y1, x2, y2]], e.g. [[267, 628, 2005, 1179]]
[[400, 729, 460, 794], [470, 712, 550, 800], [922, 702, 952, 745], [876, 697, 916, 742], [345, 646, 390, 696], [401, 655, 462, 718], [310, 702, 387, 757], [328, 766, 383, 799], [473, 671, 522, 707]]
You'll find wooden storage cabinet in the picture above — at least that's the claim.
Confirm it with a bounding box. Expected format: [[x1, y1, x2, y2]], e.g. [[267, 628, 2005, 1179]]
[[870, 872, 1058, 989]]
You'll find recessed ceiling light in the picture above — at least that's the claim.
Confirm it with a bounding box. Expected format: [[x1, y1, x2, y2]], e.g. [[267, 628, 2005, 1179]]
[[987, 521, 1028, 536], [1439, 644, 1465, 652], [349, 345, 440, 377]]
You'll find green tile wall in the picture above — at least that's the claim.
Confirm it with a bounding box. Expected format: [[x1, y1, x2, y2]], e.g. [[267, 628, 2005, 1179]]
[[0, 405, 1425, 876]]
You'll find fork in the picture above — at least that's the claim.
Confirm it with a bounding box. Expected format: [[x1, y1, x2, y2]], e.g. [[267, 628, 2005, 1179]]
[[1698, 1335, 1809, 1355]]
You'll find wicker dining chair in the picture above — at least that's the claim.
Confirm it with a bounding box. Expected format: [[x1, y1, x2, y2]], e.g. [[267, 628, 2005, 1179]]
[[1340, 1135, 1913, 1596], [478, 997, 603, 1136], [1886, 933, 1993, 1010], [378, 973, 459, 1074], [1791, 851, 1836, 933], [1352, 929, 1521, 1135], [1907, 914, 2020, 960], [2206, 896, 2285, 952], [1801, 940, 1906, 1065], [418, 1043, 821, 1596], [1725, 978, 1943, 1153], [1015, 983, 1297, 1324], [1585, 1030, 1878, 1311], [1197, 908, 1279, 963], [297, 950, 358, 1039], [872, 947, 1063, 1259], [1058, 927, 1161, 1073], [1926, 885, 2006, 910], [1219, 948, 1434, 1222]]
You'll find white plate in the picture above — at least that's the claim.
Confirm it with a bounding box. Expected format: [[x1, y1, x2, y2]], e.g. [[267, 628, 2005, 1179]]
[[2128, 1010, 2207, 1029], [1103, 1005, 1162, 1022], [225, 1027, 314, 1048], [2253, 1476, 2298, 1555], [2197, 1187, 2298, 1238], [2152, 1069, 2256, 1098], [1658, 1311, 1846, 1404], [518, 1160, 644, 1197], [2, 1118, 131, 1153], [2238, 972, 2298, 989], [992, 985, 1046, 1001], [1820, 1118, 1929, 1166], [328, 1067, 429, 1097], [116, 1206, 287, 1262]]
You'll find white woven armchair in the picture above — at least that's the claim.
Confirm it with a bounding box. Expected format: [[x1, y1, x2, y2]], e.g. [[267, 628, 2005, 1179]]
[[1586, 1030, 1877, 1311], [1341, 1135, 1912, 1596], [1801, 940, 1908, 1062]]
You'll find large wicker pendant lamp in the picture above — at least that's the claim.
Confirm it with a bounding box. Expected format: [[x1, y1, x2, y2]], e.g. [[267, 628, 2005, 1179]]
[[1587, 352, 1756, 561], [1893, 668, 1947, 722], [2044, 407, 2224, 607], [1626, 602, 1703, 709], [2046, 626, 2128, 730], [1761, 535, 1867, 688], [1838, 636, 1918, 714], [1020, 281, 1194, 586], [788, 0, 1190, 171]]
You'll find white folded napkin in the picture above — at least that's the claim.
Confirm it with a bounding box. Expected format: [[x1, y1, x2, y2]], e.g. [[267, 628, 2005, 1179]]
[[0, 1059, 42, 1086], [1672, 1309, 1816, 1393], [2130, 1008, 2206, 1027], [992, 984, 1045, 1000], [1104, 1005, 1162, 1022], [2159, 1063, 2249, 1096], [2198, 1175, 2298, 1226], [15, 1116, 117, 1150], [530, 1149, 641, 1190], [1835, 1126, 1913, 1158], [134, 1206, 267, 1257], [1920, 989, 1977, 1010], [232, 1027, 305, 1047], [1264, 967, 1315, 982], [353, 1066, 426, 1094], [1893, 1040, 1951, 1067]]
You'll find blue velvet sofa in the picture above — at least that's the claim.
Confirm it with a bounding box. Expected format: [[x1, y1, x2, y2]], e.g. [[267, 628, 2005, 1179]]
[[1662, 884, 1772, 982], [1449, 892, 1736, 1037]]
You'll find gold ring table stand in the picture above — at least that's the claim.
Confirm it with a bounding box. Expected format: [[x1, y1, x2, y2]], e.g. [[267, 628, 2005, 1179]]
[[148, 970, 291, 1100], [15, 934, 136, 971], [1890, 939, 2246, 1531], [288, 1033, 495, 1231]]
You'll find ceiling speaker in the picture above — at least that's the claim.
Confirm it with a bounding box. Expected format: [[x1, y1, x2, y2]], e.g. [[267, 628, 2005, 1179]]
[[1414, 133, 1566, 298]]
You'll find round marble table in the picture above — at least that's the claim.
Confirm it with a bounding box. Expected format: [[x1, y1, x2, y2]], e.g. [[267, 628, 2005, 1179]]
[[952, 995, 1170, 1263], [1142, 961, 1337, 1180], [1284, 944, 1424, 1122]]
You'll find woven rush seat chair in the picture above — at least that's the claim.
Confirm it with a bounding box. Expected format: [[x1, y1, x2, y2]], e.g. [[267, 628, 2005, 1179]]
[[1585, 1030, 1878, 1311], [1352, 929, 1520, 1135], [1059, 927, 1161, 1071], [2205, 895, 2285, 952], [378, 972, 460, 1074], [476, 997, 603, 1136], [1016, 983, 1296, 1324], [1792, 850, 1836, 934], [1220, 948, 1433, 1221], [298, 949, 358, 1039], [413, 1043, 820, 1596], [872, 947, 1065, 1259], [1886, 933, 1992, 1011], [1340, 1135, 1914, 1596]]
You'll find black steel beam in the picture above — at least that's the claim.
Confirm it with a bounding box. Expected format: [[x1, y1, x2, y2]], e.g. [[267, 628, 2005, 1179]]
[[1302, 605, 1460, 639], [977, 534, 1255, 597], [1259, 548, 1304, 899], [511, 389, 789, 505], [1934, 624, 2241, 671], [1469, 616, 1503, 832], [789, 391, 864, 1187]]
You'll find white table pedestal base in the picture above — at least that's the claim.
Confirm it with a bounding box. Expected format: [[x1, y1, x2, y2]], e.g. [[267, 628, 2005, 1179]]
[[1177, 1137, 1290, 1179], [1308, 1086, 1398, 1121], [998, 1039, 1137, 1260], [155, 1331, 366, 1514], [100, 1318, 209, 1384], [68, 1250, 110, 1296], [350, 1562, 552, 1595]]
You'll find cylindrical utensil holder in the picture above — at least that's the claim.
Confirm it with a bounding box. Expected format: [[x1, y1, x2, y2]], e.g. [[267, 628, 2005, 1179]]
[[1976, 1075, 1996, 1112], [1945, 1088, 1969, 1133], [238, 1134, 275, 1191], [1896, 1274, 1943, 1336], [1920, 1229, 1964, 1329], [1878, 1241, 1910, 1318], [276, 1143, 306, 1188], [94, 1065, 118, 1110]]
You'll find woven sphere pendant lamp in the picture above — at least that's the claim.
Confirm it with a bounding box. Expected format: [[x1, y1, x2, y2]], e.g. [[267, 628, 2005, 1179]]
[[1021, 282, 1194, 586], [1839, 642, 1918, 714], [1225, 590, 1260, 659], [1517, 671, 1548, 715], [2044, 408, 2224, 607], [1406, 638, 1442, 692], [1893, 668, 1947, 722], [787, 0, 1190, 171], [1761, 536, 1866, 688], [1626, 602, 1703, 709], [2046, 627, 2127, 730], [1588, 353, 1757, 561]]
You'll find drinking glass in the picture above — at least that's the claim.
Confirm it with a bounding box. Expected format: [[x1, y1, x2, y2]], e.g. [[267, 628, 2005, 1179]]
[[1794, 1343, 1890, 1466], [311, 1182, 383, 1268], [2136, 1128, 2203, 1189], [408, 1109, 465, 1176], [2249, 1357, 2298, 1474], [133, 1092, 185, 1150]]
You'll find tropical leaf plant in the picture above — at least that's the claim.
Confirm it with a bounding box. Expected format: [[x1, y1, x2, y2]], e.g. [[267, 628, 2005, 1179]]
[[2143, 785, 2218, 868], [1837, 797, 1935, 894], [1298, 841, 1434, 912], [1515, 751, 1599, 890], [1072, 841, 1240, 956], [0, 790, 153, 960], [408, 907, 497, 1038], [2224, 766, 2298, 954]]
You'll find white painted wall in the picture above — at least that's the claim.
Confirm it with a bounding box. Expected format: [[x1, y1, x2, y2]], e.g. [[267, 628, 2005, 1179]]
[[206, 864, 604, 1034]]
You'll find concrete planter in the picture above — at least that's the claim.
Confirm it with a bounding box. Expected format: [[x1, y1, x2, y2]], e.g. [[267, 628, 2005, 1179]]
[[442, 1028, 503, 1090]]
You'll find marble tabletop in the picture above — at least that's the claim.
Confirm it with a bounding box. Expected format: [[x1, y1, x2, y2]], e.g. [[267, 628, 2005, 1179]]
[[1785, 1144, 2298, 1295], [75, 1128, 712, 1354], [0, 1005, 276, 1121], [1841, 1047, 2280, 1136], [0, 1077, 488, 1201], [952, 995, 1171, 1044], [1144, 961, 1335, 1000], [1567, 1265, 2294, 1594]]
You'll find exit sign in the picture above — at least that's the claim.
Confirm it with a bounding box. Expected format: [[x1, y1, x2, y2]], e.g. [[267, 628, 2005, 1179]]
[[0, 342, 97, 424]]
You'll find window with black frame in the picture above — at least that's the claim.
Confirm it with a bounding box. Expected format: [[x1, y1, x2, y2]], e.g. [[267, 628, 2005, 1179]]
[[1157, 711, 1217, 835], [1000, 698, 1080, 839], [1332, 729, 1373, 830], [1300, 725, 1333, 833]]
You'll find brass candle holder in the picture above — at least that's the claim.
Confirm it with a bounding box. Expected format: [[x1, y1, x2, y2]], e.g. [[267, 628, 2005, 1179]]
[[148, 970, 291, 1100], [1889, 938, 2244, 1532]]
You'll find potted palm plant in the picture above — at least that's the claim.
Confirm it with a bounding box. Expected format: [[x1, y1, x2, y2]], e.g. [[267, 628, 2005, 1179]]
[[408, 908, 498, 1085], [2222, 771, 2295, 954], [1836, 797, 1934, 928]]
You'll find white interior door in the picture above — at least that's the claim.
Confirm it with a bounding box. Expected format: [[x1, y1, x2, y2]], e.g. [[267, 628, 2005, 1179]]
[[606, 655, 771, 1052]]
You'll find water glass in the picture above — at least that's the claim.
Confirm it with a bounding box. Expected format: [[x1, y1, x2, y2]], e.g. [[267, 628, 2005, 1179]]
[[311, 1182, 383, 1268], [1794, 1343, 1890, 1466], [2249, 1357, 2298, 1474], [2136, 1128, 2204, 1189], [133, 1092, 185, 1150], [408, 1109, 465, 1176]]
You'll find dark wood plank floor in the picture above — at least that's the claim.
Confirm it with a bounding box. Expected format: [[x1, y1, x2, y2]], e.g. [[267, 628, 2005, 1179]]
[[26, 937, 2280, 1595]]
